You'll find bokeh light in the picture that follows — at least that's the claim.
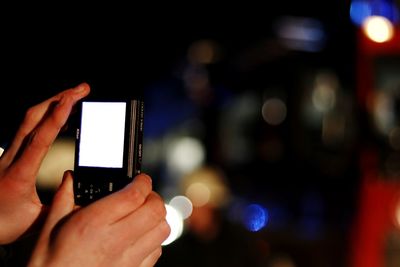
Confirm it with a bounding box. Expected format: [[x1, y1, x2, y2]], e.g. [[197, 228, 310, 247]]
[[362, 15, 394, 43], [166, 137, 205, 177], [312, 72, 338, 113], [243, 203, 269, 232], [182, 166, 231, 208], [350, 0, 399, 26], [262, 98, 287, 125], [162, 204, 184, 246], [185, 182, 211, 207], [187, 39, 221, 65], [275, 16, 326, 52], [169, 195, 193, 219]]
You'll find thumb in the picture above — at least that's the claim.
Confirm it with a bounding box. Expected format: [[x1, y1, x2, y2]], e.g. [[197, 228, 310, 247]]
[[28, 171, 76, 266], [43, 171, 76, 231]]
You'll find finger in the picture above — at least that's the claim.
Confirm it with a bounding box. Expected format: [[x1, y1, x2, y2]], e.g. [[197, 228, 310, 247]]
[[138, 247, 163, 267], [3, 83, 90, 180], [1, 83, 89, 166], [110, 192, 168, 245], [121, 220, 170, 266], [82, 174, 153, 224], [28, 171, 76, 265], [44, 171, 76, 230]]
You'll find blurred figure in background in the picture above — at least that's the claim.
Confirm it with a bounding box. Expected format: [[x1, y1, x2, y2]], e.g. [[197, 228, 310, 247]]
[[156, 165, 266, 267]]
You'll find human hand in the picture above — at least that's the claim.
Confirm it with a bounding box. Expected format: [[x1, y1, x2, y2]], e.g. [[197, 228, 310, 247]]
[[28, 172, 170, 267], [0, 83, 90, 244]]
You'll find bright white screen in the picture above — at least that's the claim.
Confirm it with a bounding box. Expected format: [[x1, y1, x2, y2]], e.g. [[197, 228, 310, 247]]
[[78, 102, 126, 168]]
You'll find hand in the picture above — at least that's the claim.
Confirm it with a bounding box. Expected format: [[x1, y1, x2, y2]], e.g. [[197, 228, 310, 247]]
[[0, 83, 90, 244], [28, 172, 170, 267]]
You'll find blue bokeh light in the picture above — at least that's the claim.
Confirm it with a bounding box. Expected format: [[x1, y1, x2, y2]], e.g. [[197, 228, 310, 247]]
[[243, 203, 269, 232], [350, 1, 372, 25], [350, 0, 400, 26]]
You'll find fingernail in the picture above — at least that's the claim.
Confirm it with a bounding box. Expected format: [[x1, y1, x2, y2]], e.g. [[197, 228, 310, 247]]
[[74, 83, 86, 93], [140, 173, 152, 184]]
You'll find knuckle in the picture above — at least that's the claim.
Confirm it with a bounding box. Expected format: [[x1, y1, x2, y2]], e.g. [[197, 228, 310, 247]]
[[150, 195, 167, 219], [126, 187, 146, 204], [159, 220, 171, 239], [24, 106, 37, 121]]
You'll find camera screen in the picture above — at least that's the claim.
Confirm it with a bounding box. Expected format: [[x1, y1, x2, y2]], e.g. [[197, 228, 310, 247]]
[[78, 102, 127, 168]]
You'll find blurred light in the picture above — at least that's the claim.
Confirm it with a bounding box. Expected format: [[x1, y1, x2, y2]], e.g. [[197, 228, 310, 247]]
[[261, 98, 287, 125], [362, 15, 394, 43], [0, 147, 4, 157], [219, 91, 259, 164], [275, 16, 326, 52], [166, 137, 205, 177], [312, 72, 338, 112], [185, 182, 211, 207], [389, 127, 400, 150], [182, 166, 231, 208], [243, 203, 269, 232], [269, 255, 296, 267], [169, 195, 193, 219], [372, 91, 395, 135], [395, 197, 400, 228], [187, 39, 221, 65], [350, 0, 373, 25], [229, 199, 290, 231], [162, 204, 184, 246], [350, 0, 399, 26], [37, 138, 75, 189]]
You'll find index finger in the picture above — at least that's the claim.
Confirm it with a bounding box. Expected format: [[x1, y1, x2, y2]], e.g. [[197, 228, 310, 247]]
[[2, 83, 90, 180]]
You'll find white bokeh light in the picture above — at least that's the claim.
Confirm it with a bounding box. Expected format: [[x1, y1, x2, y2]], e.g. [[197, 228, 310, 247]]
[[363, 16, 394, 43], [169, 195, 193, 219], [162, 204, 184, 246], [166, 137, 205, 177]]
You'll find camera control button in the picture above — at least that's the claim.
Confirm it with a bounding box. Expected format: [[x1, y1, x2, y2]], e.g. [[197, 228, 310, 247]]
[[108, 182, 113, 192]]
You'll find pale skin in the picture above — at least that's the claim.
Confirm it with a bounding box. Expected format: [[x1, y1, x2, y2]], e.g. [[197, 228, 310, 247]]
[[0, 83, 170, 267]]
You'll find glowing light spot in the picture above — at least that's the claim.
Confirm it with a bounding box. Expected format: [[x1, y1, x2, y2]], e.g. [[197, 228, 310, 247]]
[[169, 195, 193, 219], [166, 137, 205, 176], [0, 147, 4, 157], [312, 72, 338, 112], [262, 98, 287, 125], [275, 16, 326, 52], [363, 16, 394, 43], [350, 0, 400, 26], [162, 204, 184, 246], [182, 166, 231, 208], [243, 204, 268, 232], [185, 182, 211, 207], [394, 197, 400, 229], [187, 39, 221, 65], [350, 0, 372, 26]]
